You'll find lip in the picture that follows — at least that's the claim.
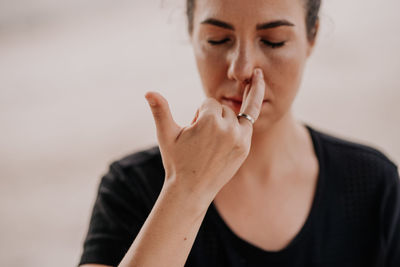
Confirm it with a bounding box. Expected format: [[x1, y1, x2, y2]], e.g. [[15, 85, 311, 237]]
[[221, 98, 242, 113], [222, 97, 269, 103], [221, 97, 269, 113], [224, 96, 243, 102]]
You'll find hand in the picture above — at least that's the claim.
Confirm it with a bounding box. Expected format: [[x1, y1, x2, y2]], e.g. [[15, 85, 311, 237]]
[[145, 68, 266, 201]]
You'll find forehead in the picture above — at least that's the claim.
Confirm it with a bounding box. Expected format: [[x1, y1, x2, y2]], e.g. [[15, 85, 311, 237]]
[[193, 0, 306, 27]]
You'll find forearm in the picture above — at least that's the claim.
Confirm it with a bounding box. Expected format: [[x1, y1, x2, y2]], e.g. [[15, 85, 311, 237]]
[[118, 179, 212, 267]]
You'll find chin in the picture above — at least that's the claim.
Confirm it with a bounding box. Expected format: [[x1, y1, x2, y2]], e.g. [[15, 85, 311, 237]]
[[253, 108, 289, 133]]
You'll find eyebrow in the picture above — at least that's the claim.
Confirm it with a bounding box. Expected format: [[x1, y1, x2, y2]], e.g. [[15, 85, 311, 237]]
[[200, 18, 295, 31]]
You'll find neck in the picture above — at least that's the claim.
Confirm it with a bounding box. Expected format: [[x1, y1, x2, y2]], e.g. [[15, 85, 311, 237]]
[[233, 110, 308, 184]]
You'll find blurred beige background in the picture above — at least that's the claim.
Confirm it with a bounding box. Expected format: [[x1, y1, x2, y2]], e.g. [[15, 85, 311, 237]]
[[0, 0, 399, 266]]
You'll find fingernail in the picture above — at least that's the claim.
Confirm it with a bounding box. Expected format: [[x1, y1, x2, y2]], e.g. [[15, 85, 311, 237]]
[[145, 95, 156, 106]]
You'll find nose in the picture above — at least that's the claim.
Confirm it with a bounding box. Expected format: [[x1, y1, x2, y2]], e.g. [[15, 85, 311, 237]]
[[227, 43, 257, 86]]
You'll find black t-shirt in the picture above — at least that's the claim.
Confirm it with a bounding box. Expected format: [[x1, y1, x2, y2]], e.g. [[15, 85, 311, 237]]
[[78, 124, 400, 267]]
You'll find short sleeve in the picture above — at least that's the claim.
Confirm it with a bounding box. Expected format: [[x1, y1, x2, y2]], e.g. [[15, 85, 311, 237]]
[[379, 164, 400, 267], [78, 158, 163, 266]]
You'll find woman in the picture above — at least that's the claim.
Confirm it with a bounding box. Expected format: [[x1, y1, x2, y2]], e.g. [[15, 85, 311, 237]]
[[78, 0, 400, 266]]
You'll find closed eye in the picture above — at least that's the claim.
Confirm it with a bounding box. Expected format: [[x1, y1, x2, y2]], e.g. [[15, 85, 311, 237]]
[[207, 38, 230, 45], [207, 38, 285, 48], [261, 39, 286, 48]]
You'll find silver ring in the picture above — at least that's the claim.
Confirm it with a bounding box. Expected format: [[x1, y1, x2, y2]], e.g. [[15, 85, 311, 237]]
[[237, 113, 255, 125]]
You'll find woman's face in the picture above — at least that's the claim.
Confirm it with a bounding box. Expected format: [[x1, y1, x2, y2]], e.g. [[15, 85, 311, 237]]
[[191, 0, 317, 128]]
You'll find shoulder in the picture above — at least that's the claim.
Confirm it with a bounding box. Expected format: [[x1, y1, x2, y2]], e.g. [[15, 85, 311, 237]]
[[115, 145, 163, 173], [79, 146, 164, 266], [307, 124, 399, 186], [99, 145, 165, 204]]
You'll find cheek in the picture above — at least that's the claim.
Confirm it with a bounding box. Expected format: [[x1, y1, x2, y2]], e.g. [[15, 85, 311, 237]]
[[263, 46, 307, 101], [195, 45, 227, 97]]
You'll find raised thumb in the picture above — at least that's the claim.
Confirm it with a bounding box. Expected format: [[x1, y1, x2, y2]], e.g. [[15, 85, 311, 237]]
[[145, 91, 180, 145]]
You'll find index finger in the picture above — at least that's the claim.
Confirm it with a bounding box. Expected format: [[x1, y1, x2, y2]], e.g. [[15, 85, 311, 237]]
[[238, 68, 265, 127]]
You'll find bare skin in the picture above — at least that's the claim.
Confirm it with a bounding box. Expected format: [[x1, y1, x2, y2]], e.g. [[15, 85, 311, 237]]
[[81, 70, 265, 267], [81, 0, 320, 266], [192, 0, 320, 251], [213, 113, 320, 251]]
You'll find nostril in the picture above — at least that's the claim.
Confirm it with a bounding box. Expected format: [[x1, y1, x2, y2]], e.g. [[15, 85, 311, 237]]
[[243, 78, 251, 86]]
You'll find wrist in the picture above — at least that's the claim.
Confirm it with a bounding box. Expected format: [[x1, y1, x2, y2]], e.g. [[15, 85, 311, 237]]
[[161, 177, 215, 214]]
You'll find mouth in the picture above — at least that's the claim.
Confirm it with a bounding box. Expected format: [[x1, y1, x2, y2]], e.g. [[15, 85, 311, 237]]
[[221, 97, 269, 113], [221, 98, 242, 112]]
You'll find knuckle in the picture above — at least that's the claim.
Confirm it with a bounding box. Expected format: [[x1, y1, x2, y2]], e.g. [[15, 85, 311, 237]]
[[151, 108, 163, 118], [230, 129, 241, 144], [224, 121, 237, 136], [207, 110, 219, 121], [200, 98, 211, 110], [232, 139, 248, 155], [231, 129, 249, 153], [198, 111, 219, 127], [217, 122, 232, 138], [200, 98, 220, 114], [203, 97, 218, 108], [207, 97, 219, 105], [224, 105, 236, 117]]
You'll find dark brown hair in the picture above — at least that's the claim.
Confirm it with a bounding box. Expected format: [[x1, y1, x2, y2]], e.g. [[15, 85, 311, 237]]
[[186, 0, 321, 42]]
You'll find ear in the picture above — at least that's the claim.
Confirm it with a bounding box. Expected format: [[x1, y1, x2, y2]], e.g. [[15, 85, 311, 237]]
[[306, 18, 320, 58]]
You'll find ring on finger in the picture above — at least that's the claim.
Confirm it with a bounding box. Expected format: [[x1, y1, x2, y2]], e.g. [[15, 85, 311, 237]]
[[237, 113, 255, 125]]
